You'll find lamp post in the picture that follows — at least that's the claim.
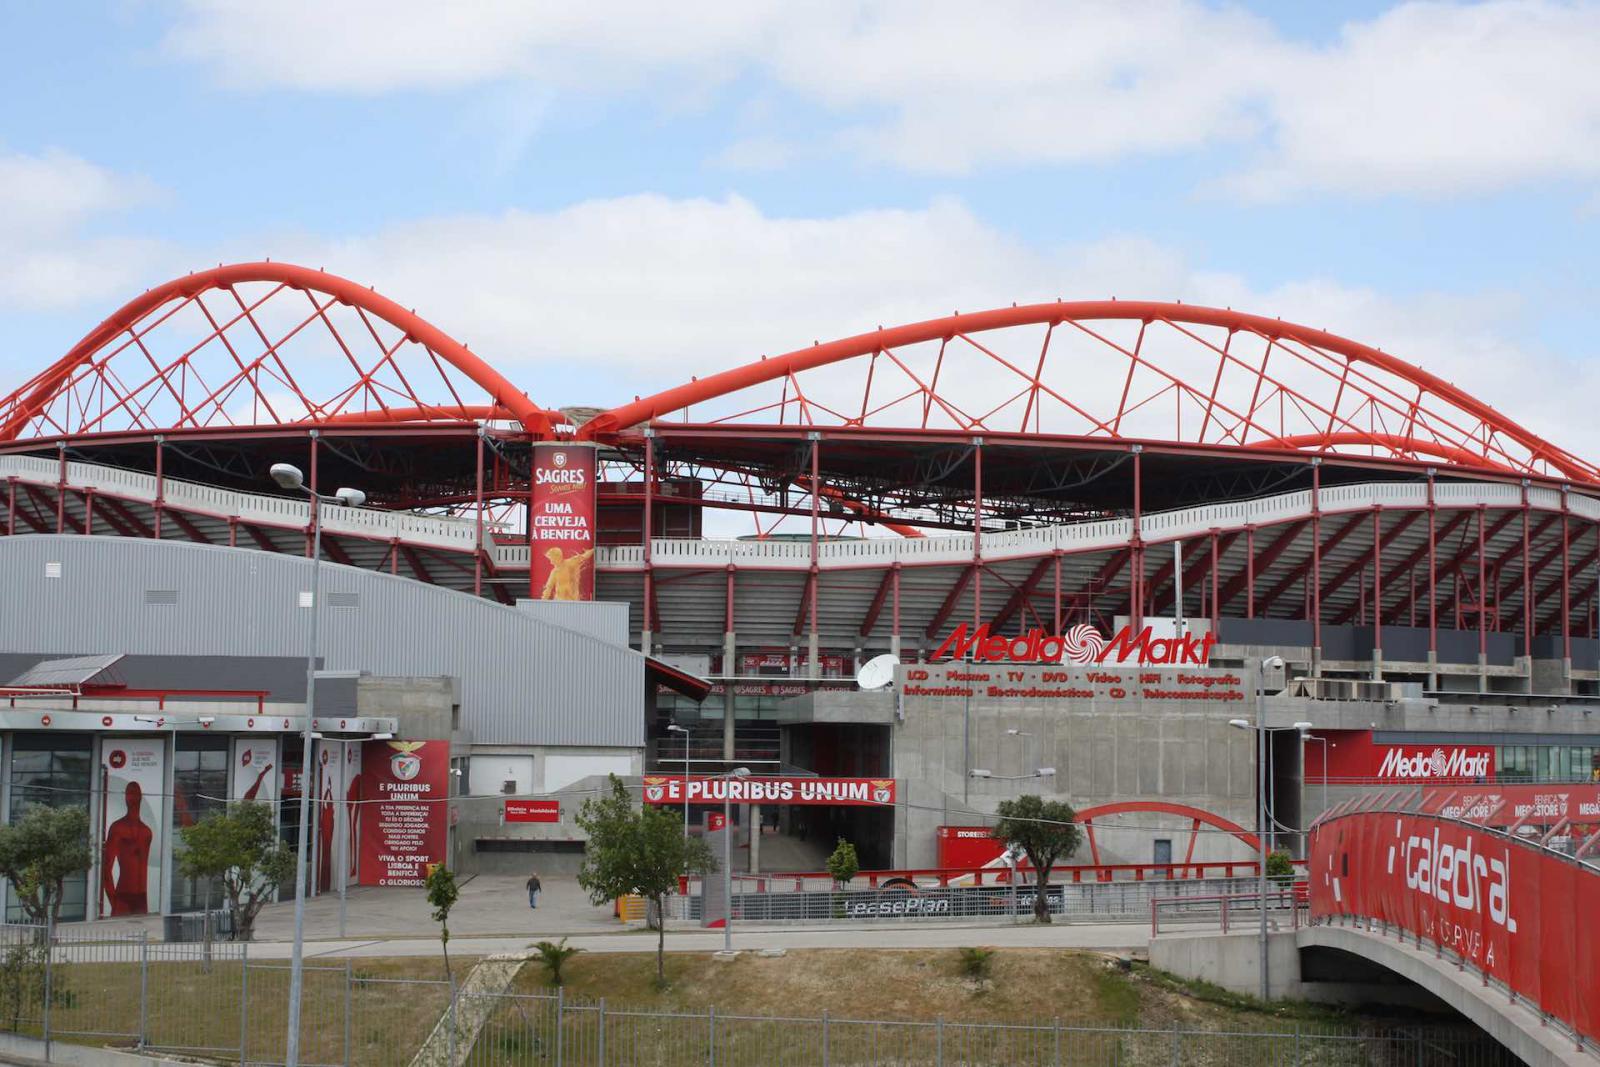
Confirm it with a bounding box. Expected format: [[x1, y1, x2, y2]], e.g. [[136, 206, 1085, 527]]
[[719, 766, 751, 952], [667, 723, 690, 838], [269, 461, 365, 1067], [1295, 722, 1327, 821], [1227, 653, 1284, 1002]]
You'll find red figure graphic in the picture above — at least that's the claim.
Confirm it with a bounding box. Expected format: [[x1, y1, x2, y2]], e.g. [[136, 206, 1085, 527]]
[[344, 770, 362, 880], [241, 761, 274, 801], [101, 781, 152, 916], [317, 777, 335, 892]]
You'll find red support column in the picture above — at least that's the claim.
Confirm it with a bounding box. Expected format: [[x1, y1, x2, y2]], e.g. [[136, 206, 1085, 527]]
[[1428, 470, 1437, 681], [83, 490, 92, 536], [1372, 508, 1383, 678], [306, 431, 319, 558], [1478, 506, 1488, 686], [1209, 529, 1219, 634], [1311, 460, 1322, 671], [891, 562, 902, 659], [972, 438, 983, 627], [1521, 482, 1532, 665], [153, 436, 165, 540], [1053, 551, 1063, 631], [643, 431, 656, 655], [55, 445, 66, 533], [1131, 447, 1143, 631], [228, 518, 238, 548], [809, 434, 821, 677], [1245, 526, 1255, 619], [5, 478, 14, 536], [473, 430, 485, 598], [1562, 494, 1571, 664]]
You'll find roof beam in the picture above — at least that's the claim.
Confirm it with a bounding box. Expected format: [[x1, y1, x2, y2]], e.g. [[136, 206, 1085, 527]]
[[1439, 510, 1521, 623], [990, 556, 1053, 633], [1338, 510, 1471, 626], [1215, 519, 1307, 612], [21, 483, 80, 534], [1255, 512, 1367, 616], [924, 564, 977, 640], [1315, 511, 1420, 618], [96, 497, 154, 538], [859, 568, 895, 638]]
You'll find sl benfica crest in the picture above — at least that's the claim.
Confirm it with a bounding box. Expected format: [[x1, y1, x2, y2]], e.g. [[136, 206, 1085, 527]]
[[387, 740, 427, 781], [871, 779, 895, 804], [643, 776, 670, 803]]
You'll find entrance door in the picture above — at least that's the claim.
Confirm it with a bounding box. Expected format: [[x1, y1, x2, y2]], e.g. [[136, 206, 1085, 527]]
[[1153, 839, 1173, 866]]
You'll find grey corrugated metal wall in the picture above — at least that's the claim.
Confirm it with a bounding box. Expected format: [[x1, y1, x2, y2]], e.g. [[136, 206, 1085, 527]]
[[0, 536, 643, 746]]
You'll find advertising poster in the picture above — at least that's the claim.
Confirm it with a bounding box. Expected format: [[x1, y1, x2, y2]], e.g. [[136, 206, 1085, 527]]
[[1305, 730, 1495, 783], [99, 738, 165, 918], [504, 799, 561, 823], [314, 741, 363, 892], [358, 740, 449, 887], [529, 443, 596, 601], [231, 738, 278, 804]]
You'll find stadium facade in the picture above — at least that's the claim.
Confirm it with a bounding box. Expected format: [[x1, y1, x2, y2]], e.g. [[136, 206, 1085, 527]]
[[3, 262, 1600, 919]]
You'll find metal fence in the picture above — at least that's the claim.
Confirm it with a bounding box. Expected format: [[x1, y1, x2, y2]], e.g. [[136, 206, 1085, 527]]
[[672, 875, 1282, 924], [0, 922, 1519, 1066]]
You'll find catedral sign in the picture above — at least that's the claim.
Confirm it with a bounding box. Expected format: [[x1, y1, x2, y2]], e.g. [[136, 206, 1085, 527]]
[[643, 775, 896, 806], [933, 622, 1216, 667], [1312, 811, 1600, 1045]]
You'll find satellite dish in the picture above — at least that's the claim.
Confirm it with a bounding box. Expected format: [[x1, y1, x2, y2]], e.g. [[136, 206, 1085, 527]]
[[856, 654, 899, 691]]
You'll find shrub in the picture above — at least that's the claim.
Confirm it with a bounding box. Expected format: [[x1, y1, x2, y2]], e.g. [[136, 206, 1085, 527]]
[[825, 839, 859, 888], [532, 938, 583, 986], [956, 947, 994, 982]]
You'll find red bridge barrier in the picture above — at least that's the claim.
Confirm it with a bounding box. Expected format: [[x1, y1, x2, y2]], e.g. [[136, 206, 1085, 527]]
[[1310, 810, 1600, 1049]]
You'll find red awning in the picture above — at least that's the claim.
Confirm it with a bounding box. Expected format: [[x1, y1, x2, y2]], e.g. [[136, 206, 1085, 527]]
[[645, 656, 713, 702]]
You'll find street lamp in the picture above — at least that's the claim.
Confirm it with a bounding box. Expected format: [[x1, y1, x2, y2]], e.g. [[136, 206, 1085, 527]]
[[718, 767, 751, 953], [269, 460, 365, 1067], [1227, 653, 1284, 1002], [1295, 722, 1327, 821], [666, 723, 690, 838]]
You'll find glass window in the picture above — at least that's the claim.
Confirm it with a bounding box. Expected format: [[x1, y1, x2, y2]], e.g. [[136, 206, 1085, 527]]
[[170, 736, 229, 914], [8, 735, 94, 922]]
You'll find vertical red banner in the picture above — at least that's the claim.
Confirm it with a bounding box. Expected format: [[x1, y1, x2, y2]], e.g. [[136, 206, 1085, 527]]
[[357, 740, 449, 887], [530, 443, 597, 601]]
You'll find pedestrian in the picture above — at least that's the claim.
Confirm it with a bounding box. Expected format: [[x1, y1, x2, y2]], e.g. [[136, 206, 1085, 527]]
[[526, 871, 542, 910]]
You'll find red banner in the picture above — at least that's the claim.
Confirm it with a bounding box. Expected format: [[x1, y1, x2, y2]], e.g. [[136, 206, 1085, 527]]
[[358, 740, 449, 887], [1423, 784, 1600, 827], [937, 825, 1005, 868], [641, 775, 896, 806], [530, 443, 597, 601], [1306, 730, 1495, 782], [1311, 811, 1600, 1045], [504, 799, 561, 823]]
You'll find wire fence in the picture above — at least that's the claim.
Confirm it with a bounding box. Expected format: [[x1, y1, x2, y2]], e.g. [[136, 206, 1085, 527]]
[[0, 922, 1520, 1066]]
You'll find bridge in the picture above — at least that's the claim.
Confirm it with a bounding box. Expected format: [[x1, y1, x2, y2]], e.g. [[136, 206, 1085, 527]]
[[1154, 792, 1600, 1065]]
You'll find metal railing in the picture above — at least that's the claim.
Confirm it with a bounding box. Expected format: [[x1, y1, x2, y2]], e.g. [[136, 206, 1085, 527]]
[[1149, 887, 1307, 937]]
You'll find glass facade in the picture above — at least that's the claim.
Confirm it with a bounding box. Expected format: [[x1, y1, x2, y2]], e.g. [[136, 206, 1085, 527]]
[[170, 735, 229, 913], [7, 734, 94, 922], [1496, 745, 1600, 782]]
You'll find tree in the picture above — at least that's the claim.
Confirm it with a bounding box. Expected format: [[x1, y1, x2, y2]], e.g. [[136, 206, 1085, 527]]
[[0, 806, 91, 927], [825, 838, 859, 888], [424, 864, 460, 984], [990, 795, 1082, 924], [576, 775, 714, 985], [1265, 849, 1295, 886], [175, 801, 293, 942]]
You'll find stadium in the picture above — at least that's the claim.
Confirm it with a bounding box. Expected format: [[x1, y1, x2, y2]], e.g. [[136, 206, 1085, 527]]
[[3, 260, 1600, 919]]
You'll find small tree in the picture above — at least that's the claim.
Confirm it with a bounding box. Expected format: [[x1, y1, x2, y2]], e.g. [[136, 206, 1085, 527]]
[[425, 865, 460, 984], [991, 795, 1082, 924], [1265, 849, 1295, 886], [532, 938, 583, 986], [825, 838, 859, 888], [576, 775, 714, 986], [175, 801, 293, 942], [0, 806, 91, 927]]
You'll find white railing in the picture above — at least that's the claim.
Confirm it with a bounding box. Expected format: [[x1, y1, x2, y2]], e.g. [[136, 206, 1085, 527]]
[[1, 455, 481, 552]]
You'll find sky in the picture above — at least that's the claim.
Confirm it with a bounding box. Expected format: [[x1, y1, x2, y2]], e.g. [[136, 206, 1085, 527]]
[[4, 1, 1600, 455]]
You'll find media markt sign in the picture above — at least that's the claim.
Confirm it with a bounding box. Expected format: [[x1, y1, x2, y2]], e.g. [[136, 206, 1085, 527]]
[[933, 622, 1217, 667]]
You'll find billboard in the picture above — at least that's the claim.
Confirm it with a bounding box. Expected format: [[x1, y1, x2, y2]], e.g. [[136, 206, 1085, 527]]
[[642, 775, 896, 807], [1311, 811, 1600, 1046], [231, 738, 278, 804], [358, 740, 449, 887], [504, 799, 561, 823], [98, 739, 165, 918], [530, 443, 597, 601], [1305, 730, 1494, 782], [1424, 784, 1600, 826]]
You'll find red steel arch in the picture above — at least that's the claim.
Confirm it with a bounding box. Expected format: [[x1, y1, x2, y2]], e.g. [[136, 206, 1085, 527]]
[[1074, 800, 1262, 866], [0, 262, 555, 441], [580, 301, 1598, 485]]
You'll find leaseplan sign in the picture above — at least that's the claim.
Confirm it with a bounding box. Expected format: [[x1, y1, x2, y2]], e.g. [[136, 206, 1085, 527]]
[[934, 622, 1215, 667]]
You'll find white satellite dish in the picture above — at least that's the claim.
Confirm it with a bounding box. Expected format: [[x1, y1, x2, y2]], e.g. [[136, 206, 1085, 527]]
[[856, 653, 899, 691]]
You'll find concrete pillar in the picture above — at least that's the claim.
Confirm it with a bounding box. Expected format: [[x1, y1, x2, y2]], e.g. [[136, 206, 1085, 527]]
[[808, 630, 820, 680], [749, 804, 760, 874]]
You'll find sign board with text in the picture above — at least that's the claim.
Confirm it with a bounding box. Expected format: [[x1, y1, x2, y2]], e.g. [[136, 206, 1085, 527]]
[[357, 739, 449, 887], [642, 775, 896, 807], [530, 443, 597, 601], [1306, 730, 1495, 782], [896, 662, 1246, 705], [504, 799, 561, 823]]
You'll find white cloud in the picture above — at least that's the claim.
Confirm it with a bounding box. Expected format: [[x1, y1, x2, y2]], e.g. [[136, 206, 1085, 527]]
[[164, 1, 1600, 197], [0, 150, 168, 312]]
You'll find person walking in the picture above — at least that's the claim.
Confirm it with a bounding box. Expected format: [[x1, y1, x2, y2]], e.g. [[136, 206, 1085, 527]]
[[526, 871, 542, 910]]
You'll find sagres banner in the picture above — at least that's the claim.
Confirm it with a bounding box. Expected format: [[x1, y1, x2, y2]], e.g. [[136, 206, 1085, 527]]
[[530, 443, 596, 601], [1311, 811, 1600, 1045], [642, 775, 896, 806]]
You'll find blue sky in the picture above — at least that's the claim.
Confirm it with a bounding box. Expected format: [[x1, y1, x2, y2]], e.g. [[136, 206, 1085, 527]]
[[4, 1, 1600, 451]]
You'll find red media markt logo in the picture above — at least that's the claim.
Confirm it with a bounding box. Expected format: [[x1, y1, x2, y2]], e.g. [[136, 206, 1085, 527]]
[[935, 621, 1216, 667]]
